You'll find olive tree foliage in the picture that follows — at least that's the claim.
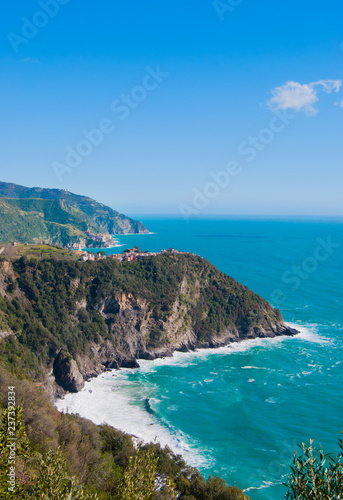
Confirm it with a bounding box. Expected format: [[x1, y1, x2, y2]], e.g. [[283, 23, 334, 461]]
[[117, 445, 177, 500], [30, 447, 98, 500], [0, 405, 98, 500], [284, 436, 343, 499]]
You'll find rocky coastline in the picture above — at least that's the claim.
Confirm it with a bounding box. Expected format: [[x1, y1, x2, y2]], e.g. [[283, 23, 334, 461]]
[[0, 249, 299, 399], [52, 317, 298, 397]]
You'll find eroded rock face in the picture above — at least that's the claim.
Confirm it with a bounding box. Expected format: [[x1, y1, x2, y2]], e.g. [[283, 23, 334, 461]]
[[53, 351, 84, 393], [69, 285, 297, 391], [0, 254, 298, 397], [96, 292, 193, 360], [47, 295, 298, 396]]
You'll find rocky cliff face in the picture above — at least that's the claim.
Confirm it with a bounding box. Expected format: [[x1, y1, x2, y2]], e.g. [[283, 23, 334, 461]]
[[53, 284, 296, 393], [0, 252, 297, 395], [53, 351, 84, 393]]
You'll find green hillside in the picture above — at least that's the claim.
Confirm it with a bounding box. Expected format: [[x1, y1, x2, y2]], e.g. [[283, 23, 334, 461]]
[[0, 251, 295, 392], [0, 182, 148, 247], [0, 249, 295, 498]]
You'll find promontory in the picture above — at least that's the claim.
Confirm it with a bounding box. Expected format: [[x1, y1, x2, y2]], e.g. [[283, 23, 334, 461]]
[[0, 245, 297, 396]]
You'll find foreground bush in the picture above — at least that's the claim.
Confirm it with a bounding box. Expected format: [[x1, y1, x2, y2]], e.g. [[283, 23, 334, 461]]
[[284, 436, 343, 499]]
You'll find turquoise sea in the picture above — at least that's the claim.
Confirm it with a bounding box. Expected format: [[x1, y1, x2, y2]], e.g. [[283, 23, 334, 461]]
[[57, 217, 343, 499]]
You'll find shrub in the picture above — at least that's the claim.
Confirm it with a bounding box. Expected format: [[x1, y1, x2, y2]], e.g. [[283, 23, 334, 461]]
[[284, 436, 343, 499]]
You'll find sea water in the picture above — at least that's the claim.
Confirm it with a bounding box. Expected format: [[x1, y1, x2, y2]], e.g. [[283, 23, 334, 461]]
[[56, 217, 343, 499]]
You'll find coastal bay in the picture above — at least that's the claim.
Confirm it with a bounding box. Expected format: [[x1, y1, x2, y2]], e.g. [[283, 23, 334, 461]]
[[56, 217, 343, 499]]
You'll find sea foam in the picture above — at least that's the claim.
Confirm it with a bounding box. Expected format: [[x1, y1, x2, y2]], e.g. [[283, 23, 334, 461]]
[[55, 322, 320, 472], [55, 369, 214, 469]]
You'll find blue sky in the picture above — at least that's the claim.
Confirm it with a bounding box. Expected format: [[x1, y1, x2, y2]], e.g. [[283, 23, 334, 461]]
[[0, 0, 342, 215]]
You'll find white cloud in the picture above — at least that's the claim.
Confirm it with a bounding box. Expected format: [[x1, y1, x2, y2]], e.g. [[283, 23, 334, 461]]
[[334, 99, 343, 107], [268, 79, 342, 115], [20, 57, 39, 63]]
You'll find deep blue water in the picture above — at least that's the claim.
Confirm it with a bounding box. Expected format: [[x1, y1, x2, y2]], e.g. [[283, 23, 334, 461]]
[[59, 217, 343, 499]]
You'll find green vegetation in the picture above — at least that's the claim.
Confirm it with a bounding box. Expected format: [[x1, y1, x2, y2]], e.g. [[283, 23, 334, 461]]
[[0, 181, 148, 247], [0, 252, 285, 384], [0, 243, 78, 262], [284, 437, 343, 499], [0, 247, 290, 498], [0, 367, 249, 499]]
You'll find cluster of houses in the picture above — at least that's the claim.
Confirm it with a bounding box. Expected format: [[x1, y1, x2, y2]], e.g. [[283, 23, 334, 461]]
[[73, 247, 193, 263], [70, 250, 106, 262], [111, 247, 181, 262], [78, 252, 106, 262]]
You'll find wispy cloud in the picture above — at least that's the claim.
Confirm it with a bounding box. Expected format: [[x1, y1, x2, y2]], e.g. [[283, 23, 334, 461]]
[[334, 99, 343, 108], [20, 57, 39, 63], [268, 79, 342, 115]]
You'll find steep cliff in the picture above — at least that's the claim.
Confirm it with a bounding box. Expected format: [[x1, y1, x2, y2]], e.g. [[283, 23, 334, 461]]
[[0, 251, 297, 394]]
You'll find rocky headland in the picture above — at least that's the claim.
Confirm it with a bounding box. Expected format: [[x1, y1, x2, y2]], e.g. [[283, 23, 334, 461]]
[[0, 249, 297, 397], [0, 181, 148, 248]]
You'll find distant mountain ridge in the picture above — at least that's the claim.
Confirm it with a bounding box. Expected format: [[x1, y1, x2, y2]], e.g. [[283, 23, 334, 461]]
[[0, 181, 148, 247]]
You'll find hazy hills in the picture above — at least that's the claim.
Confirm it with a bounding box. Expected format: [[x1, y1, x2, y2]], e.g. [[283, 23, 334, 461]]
[[0, 181, 148, 247]]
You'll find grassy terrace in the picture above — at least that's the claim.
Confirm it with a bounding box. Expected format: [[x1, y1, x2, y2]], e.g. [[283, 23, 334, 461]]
[[0, 243, 78, 261]]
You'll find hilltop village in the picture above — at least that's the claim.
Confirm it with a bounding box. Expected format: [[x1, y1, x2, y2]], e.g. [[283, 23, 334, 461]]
[[74, 246, 195, 262]]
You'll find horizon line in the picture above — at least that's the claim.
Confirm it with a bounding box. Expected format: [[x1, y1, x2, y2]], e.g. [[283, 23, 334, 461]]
[[124, 213, 343, 219]]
